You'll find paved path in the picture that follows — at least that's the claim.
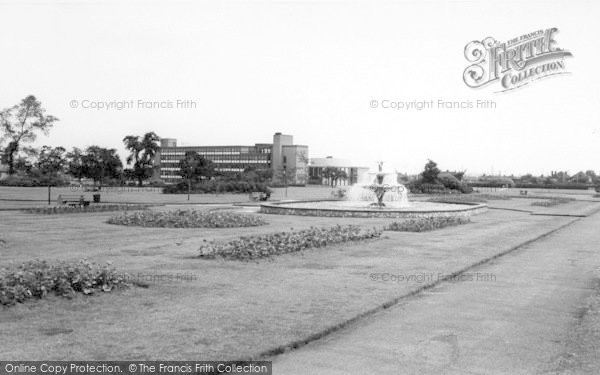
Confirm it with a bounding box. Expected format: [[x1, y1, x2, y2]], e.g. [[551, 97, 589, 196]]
[[272, 212, 600, 374]]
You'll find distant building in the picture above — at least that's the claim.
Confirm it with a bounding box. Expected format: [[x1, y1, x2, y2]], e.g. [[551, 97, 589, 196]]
[[308, 157, 369, 186], [155, 132, 308, 185], [568, 171, 592, 184]]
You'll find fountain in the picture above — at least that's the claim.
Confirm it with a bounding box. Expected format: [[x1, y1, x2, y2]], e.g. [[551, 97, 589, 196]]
[[260, 161, 487, 218], [347, 161, 409, 208]]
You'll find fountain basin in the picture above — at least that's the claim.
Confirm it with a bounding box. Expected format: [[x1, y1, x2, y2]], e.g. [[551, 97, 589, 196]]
[[260, 200, 487, 218]]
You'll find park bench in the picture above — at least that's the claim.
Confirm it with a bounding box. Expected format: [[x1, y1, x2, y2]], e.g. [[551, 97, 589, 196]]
[[57, 194, 90, 207], [519, 190, 528, 196], [249, 192, 270, 202]]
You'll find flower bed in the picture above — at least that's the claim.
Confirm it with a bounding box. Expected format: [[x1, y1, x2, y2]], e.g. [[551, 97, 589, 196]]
[[531, 198, 574, 207], [198, 225, 382, 260], [108, 209, 268, 228], [0, 259, 129, 306], [23, 204, 150, 214], [384, 217, 470, 232]]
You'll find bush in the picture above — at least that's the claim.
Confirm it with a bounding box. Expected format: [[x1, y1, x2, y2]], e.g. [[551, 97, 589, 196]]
[[331, 188, 347, 199], [0, 173, 71, 187], [531, 198, 574, 207], [428, 194, 509, 203], [0, 259, 129, 306], [468, 181, 515, 188], [384, 217, 470, 232], [163, 180, 271, 194], [439, 176, 473, 193], [22, 204, 150, 215], [198, 225, 382, 260], [514, 183, 590, 190], [408, 181, 448, 194], [108, 209, 268, 228]]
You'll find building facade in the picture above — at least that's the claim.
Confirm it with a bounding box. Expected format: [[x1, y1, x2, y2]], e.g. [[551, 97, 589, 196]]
[[308, 157, 369, 186], [155, 133, 308, 185]]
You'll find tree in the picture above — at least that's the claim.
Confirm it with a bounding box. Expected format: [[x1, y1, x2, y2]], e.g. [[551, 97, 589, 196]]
[[83, 146, 123, 185], [178, 151, 216, 200], [421, 159, 440, 184], [178, 151, 216, 182], [2, 142, 18, 173], [66, 147, 87, 183], [123, 132, 160, 186], [36, 146, 66, 175], [450, 170, 466, 181], [243, 166, 273, 183], [0, 95, 58, 174], [322, 167, 348, 187], [586, 170, 598, 184], [6, 145, 38, 174]]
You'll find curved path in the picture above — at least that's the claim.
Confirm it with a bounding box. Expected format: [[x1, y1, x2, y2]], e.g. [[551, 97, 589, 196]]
[[272, 211, 600, 374]]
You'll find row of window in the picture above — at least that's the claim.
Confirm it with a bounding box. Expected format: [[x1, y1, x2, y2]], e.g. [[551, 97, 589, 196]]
[[162, 151, 246, 156], [161, 167, 245, 178], [161, 159, 269, 165], [161, 149, 272, 156]]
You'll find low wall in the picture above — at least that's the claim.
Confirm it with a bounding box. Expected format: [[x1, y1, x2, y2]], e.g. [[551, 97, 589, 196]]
[[260, 200, 488, 218]]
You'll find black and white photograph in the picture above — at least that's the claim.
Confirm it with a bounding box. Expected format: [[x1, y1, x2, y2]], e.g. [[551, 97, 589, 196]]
[[1, 0, 599, 374]]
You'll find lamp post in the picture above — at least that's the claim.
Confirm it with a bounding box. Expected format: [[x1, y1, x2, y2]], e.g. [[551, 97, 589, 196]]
[[283, 165, 287, 198]]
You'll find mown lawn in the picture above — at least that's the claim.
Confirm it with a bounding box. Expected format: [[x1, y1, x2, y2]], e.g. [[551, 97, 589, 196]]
[[0, 200, 583, 360]]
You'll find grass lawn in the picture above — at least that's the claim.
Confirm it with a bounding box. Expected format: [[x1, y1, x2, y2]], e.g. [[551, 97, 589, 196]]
[[0, 185, 338, 209], [1, 191, 599, 360]]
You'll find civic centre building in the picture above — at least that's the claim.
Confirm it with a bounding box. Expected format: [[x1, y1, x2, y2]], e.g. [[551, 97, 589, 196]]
[[155, 132, 367, 186]]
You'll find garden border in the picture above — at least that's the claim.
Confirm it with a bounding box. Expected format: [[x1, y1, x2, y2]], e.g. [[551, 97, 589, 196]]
[[260, 199, 488, 218]]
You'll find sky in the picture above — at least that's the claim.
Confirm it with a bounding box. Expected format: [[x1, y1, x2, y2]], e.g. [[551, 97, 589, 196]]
[[0, 0, 598, 176]]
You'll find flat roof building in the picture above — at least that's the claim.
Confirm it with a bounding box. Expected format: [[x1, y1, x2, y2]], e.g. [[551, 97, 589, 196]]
[[156, 132, 308, 185]]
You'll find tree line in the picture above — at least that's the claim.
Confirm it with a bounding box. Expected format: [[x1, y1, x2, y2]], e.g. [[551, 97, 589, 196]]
[[0, 95, 162, 186], [0, 95, 270, 189]]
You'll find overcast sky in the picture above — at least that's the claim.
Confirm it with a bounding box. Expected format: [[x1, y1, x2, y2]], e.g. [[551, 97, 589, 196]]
[[0, 0, 598, 176]]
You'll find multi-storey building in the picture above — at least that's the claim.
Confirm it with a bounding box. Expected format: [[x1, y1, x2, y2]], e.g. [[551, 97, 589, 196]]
[[155, 132, 308, 185]]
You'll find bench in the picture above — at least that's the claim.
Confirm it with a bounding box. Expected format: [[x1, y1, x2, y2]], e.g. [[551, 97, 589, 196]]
[[57, 194, 90, 207], [249, 192, 270, 202], [519, 190, 528, 196]]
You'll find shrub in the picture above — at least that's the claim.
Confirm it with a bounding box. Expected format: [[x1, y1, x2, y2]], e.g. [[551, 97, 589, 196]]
[[0, 259, 129, 306], [438, 176, 473, 194], [428, 194, 509, 203], [108, 209, 268, 228], [163, 180, 271, 194], [531, 198, 574, 207], [515, 183, 590, 190], [408, 181, 448, 194], [22, 204, 150, 215], [331, 188, 347, 199], [0, 173, 71, 187], [198, 225, 382, 260], [469, 178, 516, 188], [384, 217, 470, 232]]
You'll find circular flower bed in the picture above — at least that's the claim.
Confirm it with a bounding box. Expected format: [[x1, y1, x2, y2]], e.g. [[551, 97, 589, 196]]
[[107, 209, 268, 228]]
